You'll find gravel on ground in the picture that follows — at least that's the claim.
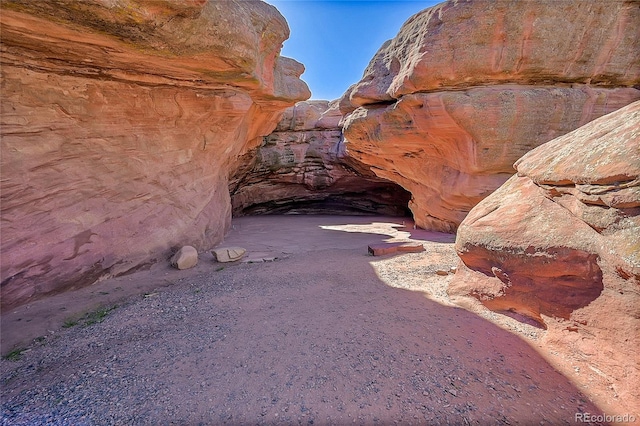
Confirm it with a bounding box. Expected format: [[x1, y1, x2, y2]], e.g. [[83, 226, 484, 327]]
[[1, 216, 607, 425]]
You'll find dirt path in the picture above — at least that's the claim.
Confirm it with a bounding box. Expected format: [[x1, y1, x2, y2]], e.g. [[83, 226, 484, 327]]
[[1, 216, 606, 424]]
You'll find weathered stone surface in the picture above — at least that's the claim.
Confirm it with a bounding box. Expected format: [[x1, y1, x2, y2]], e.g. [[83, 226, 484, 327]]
[[340, 0, 640, 232], [346, 0, 640, 108], [0, 0, 310, 309], [343, 86, 640, 232], [230, 100, 411, 216], [367, 242, 424, 256], [170, 246, 198, 270], [212, 247, 246, 263], [274, 99, 343, 131], [449, 101, 640, 413]]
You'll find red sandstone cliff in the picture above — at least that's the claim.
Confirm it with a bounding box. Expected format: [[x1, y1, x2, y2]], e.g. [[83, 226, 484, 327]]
[[340, 0, 640, 232], [0, 0, 310, 309], [449, 101, 640, 415]]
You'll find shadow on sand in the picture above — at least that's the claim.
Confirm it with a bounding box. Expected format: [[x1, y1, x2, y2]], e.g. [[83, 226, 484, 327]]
[[1, 216, 605, 424]]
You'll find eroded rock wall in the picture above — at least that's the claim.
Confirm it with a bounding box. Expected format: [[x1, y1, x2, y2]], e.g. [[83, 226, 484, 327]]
[[0, 0, 310, 309], [230, 100, 411, 216], [449, 101, 640, 414], [341, 0, 640, 232]]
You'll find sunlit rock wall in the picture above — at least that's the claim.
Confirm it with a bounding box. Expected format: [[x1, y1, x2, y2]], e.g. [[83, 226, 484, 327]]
[[450, 101, 640, 415], [340, 0, 640, 232], [0, 0, 310, 309]]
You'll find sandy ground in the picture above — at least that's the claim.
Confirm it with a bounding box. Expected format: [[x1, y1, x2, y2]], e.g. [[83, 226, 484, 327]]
[[0, 215, 615, 424]]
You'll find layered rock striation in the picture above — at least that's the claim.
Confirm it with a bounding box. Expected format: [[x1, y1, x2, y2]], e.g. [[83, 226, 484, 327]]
[[450, 101, 640, 413], [341, 0, 640, 232], [230, 100, 411, 216], [0, 0, 310, 309]]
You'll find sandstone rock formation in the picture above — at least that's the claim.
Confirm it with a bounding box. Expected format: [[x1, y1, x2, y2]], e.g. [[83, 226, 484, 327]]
[[230, 100, 411, 216], [341, 0, 640, 232], [450, 101, 640, 413], [0, 0, 310, 309]]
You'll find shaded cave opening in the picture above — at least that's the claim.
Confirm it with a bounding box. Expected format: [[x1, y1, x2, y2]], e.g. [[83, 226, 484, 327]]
[[231, 183, 413, 218], [227, 111, 414, 220], [229, 129, 413, 218]]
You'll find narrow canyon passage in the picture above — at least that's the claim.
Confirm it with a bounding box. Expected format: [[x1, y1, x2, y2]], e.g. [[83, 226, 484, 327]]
[[1, 216, 604, 425], [2, 0, 637, 424]]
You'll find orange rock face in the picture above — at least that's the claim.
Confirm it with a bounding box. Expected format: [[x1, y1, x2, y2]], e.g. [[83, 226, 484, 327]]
[[346, 0, 640, 107], [0, 0, 310, 309], [230, 101, 411, 216], [341, 0, 640, 232], [450, 101, 640, 414]]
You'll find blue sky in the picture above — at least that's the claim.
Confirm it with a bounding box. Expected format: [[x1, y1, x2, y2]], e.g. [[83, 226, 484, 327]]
[[265, 0, 441, 100]]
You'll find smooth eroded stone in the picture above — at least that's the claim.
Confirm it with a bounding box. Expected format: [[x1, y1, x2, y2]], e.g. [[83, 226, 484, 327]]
[[449, 101, 640, 413], [342, 85, 640, 233], [346, 0, 640, 107], [0, 0, 310, 309], [339, 0, 640, 232], [170, 246, 198, 270]]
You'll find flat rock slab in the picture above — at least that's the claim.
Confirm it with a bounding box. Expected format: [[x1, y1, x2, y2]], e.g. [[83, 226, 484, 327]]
[[212, 247, 246, 263], [368, 242, 425, 256]]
